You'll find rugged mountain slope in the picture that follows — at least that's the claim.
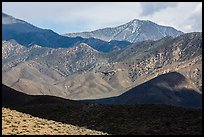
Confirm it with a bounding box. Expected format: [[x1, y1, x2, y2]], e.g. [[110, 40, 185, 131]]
[[2, 39, 134, 99], [2, 41, 101, 77], [2, 41, 110, 98], [96, 32, 202, 92], [84, 72, 202, 108], [2, 32, 202, 100], [2, 13, 131, 52], [65, 19, 183, 43], [2, 84, 202, 135], [2, 41, 131, 99], [54, 69, 133, 99]]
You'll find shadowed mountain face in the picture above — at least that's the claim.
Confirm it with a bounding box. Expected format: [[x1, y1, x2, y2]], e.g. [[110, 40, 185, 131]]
[[2, 84, 78, 108], [83, 72, 202, 108], [2, 84, 202, 135], [65, 19, 183, 43], [2, 13, 131, 52]]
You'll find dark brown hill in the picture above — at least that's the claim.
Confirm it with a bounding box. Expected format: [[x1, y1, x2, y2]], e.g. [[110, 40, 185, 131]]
[[2, 84, 202, 135]]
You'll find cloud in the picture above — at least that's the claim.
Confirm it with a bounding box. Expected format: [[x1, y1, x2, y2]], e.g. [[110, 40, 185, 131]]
[[2, 2, 202, 34], [2, 2, 141, 33], [143, 2, 202, 33], [140, 2, 177, 16], [184, 3, 202, 32]]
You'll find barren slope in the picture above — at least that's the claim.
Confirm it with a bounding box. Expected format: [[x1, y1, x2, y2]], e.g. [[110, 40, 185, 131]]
[[2, 108, 108, 135]]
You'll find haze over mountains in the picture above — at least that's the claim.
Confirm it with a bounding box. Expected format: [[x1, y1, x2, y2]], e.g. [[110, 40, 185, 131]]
[[2, 12, 202, 109]]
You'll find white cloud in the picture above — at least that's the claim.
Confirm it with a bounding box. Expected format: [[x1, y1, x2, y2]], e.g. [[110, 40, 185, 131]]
[[143, 2, 202, 33], [140, 2, 177, 16], [2, 2, 202, 34], [185, 3, 202, 32]]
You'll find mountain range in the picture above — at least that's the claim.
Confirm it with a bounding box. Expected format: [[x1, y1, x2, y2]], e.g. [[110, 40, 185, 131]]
[[2, 12, 202, 109], [64, 19, 183, 43], [2, 32, 202, 102], [2, 13, 131, 52], [2, 12, 183, 52]]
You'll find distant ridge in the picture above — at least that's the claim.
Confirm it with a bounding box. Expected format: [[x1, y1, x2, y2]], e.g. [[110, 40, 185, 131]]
[[65, 19, 183, 43], [2, 12, 131, 52]]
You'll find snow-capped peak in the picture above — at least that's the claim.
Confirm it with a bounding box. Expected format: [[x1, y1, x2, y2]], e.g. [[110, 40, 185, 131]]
[[31, 45, 42, 48]]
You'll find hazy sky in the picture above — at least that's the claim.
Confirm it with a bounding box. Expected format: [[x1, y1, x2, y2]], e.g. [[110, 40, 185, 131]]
[[2, 2, 202, 34]]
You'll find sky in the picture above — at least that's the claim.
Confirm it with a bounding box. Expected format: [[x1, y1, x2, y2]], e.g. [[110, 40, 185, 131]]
[[2, 2, 202, 34]]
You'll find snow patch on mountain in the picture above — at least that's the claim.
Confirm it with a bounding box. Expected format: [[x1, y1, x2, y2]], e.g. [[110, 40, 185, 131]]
[[64, 19, 183, 43]]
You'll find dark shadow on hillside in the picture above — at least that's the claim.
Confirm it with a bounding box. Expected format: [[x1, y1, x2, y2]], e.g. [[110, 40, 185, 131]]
[[2, 84, 202, 135], [82, 72, 202, 109], [82, 86, 202, 109]]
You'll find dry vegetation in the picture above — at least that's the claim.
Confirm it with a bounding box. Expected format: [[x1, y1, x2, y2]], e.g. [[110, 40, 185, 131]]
[[2, 107, 108, 135]]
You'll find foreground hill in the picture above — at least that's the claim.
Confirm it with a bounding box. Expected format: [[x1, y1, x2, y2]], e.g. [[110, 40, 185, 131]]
[[2, 108, 108, 135], [2, 84, 202, 135], [84, 72, 202, 108]]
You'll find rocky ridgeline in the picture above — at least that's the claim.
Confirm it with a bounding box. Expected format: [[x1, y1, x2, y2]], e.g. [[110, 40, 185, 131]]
[[2, 32, 202, 100]]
